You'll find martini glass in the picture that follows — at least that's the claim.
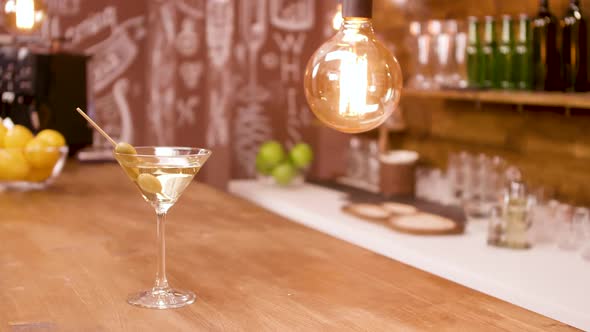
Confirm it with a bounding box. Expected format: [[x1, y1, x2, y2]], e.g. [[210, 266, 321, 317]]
[[114, 146, 211, 309]]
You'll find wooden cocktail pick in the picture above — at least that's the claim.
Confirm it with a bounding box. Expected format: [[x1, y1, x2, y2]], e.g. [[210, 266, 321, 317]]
[[76, 107, 117, 147], [76, 107, 136, 154]]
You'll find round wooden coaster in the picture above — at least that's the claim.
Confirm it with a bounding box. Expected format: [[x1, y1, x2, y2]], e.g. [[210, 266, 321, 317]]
[[342, 203, 391, 222], [388, 213, 463, 235], [381, 202, 418, 216]]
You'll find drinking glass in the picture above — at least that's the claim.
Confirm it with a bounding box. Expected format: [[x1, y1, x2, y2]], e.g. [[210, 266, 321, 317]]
[[407, 21, 435, 89], [556, 204, 584, 251], [114, 147, 212, 309], [434, 20, 458, 87], [452, 20, 468, 88], [562, 207, 588, 251]]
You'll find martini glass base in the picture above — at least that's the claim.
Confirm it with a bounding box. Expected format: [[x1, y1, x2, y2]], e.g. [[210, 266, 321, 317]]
[[127, 288, 196, 309]]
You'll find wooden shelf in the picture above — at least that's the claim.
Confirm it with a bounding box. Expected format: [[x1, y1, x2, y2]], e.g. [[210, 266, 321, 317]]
[[402, 88, 590, 109]]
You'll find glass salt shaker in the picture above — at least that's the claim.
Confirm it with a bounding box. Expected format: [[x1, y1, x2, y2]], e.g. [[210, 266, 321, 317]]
[[503, 181, 531, 249]]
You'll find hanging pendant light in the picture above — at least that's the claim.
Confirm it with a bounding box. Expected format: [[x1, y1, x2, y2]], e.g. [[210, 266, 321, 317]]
[[304, 0, 403, 133]]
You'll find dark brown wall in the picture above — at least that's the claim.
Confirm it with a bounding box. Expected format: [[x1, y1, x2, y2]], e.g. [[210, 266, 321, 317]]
[[375, 0, 590, 205], [31, 0, 339, 189]]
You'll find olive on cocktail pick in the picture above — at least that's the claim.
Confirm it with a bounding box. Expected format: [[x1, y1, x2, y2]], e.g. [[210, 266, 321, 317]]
[[115, 142, 137, 155], [75, 107, 163, 195], [137, 173, 163, 194], [76, 108, 137, 156], [112, 142, 140, 180]]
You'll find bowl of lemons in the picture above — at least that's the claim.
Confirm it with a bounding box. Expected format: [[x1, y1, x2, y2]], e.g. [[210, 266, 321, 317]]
[[255, 141, 313, 186], [0, 122, 68, 191]]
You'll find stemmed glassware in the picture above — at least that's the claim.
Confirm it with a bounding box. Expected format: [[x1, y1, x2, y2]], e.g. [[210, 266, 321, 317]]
[[114, 147, 211, 309], [75, 107, 213, 309]]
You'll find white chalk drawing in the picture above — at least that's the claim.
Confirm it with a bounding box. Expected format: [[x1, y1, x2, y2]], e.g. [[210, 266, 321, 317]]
[[205, 0, 234, 147], [269, 0, 314, 32], [46, 0, 80, 16], [175, 0, 205, 20], [234, 103, 272, 176], [272, 32, 308, 146], [175, 18, 200, 57], [206, 0, 233, 69], [40, 16, 60, 40], [261, 52, 279, 70], [50, 16, 60, 38], [234, 43, 247, 67], [87, 26, 138, 93], [94, 78, 133, 145], [207, 88, 230, 146], [178, 61, 204, 90], [149, 86, 176, 145], [112, 79, 134, 144], [176, 96, 199, 126], [82, 15, 145, 93], [286, 87, 302, 147], [159, 2, 176, 43], [237, 0, 270, 103], [272, 32, 306, 83], [65, 6, 117, 46], [300, 104, 312, 126], [148, 3, 178, 145]]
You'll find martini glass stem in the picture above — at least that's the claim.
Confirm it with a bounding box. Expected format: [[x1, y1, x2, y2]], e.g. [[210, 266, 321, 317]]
[[154, 211, 169, 291]]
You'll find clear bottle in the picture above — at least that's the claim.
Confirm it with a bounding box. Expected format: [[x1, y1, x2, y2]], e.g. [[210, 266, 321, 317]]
[[481, 16, 498, 89], [514, 14, 534, 90], [497, 15, 515, 89], [562, 0, 589, 92]]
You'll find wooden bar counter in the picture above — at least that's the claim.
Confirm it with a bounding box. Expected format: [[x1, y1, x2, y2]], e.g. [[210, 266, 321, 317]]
[[0, 164, 576, 331]]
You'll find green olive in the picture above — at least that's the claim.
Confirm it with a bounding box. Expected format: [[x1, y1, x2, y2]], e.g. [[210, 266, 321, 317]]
[[123, 166, 140, 180], [137, 173, 162, 194], [115, 142, 137, 155]]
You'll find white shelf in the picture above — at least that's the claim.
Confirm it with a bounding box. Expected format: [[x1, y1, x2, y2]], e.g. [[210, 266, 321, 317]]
[[229, 180, 590, 331]]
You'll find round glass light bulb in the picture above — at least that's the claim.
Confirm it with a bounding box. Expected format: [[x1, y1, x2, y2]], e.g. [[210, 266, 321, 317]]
[[304, 18, 402, 133]]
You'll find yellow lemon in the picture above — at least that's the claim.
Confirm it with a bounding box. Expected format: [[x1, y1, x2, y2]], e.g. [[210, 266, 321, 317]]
[[27, 167, 54, 182], [0, 122, 7, 147], [4, 125, 34, 149], [0, 149, 30, 180], [24, 138, 60, 169], [35, 129, 66, 147]]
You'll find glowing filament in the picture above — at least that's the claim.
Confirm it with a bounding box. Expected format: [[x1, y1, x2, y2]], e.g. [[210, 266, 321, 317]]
[[16, 0, 35, 30], [332, 4, 343, 31], [339, 52, 368, 117]]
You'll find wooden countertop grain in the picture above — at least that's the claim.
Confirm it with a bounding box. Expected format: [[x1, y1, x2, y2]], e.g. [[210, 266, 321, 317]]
[[0, 163, 577, 331]]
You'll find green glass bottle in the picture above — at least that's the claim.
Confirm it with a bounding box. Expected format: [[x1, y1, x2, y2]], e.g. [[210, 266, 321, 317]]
[[562, 0, 589, 92], [497, 15, 515, 89], [481, 16, 499, 89], [515, 14, 533, 90], [532, 0, 563, 91], [466, 16, 482, 88]]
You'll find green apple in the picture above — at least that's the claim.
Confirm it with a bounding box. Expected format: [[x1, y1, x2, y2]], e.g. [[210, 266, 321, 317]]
[[289, 143, 314, 169], [271, 162, 297, 186], [257, 141, 286, 169], [255, 152, 273, 175]]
